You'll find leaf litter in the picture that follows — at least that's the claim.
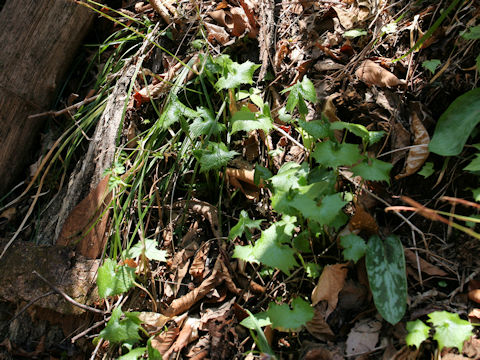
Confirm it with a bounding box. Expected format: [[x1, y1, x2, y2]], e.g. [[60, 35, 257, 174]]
[[1, 0, 480, 359]]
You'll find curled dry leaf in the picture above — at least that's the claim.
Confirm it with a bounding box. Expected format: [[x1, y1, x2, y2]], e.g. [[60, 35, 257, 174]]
[[190, 242, 211, 279], [172, 199, 221, 239], [204, 22, 231, 45], [395, 108, 430, 179], [305, 302, 335, 341], [346, 318, 382, 356], [311, 263, 348, 317], [469, 289, 480, 304], [404, 249, 448, 277], [392, 121, 411, 166], [332, 6, 358, 30], [226, 167, 262, 200], [163, 317, 201, 360], [151, 326, 180, 355], [355, 60, 405, 88]]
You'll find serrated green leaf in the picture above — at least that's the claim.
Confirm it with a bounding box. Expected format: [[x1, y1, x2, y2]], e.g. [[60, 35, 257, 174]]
[[281, 76, 316, 114], [278, 107, 294, 123], [254, 164, 272, 186], [366, 234, 407, 325], [368, 131, 386, 145], [330, 121, 369, 140], [229, 210, 264, 240], [298, 118, 330, 139], [344, 29, 367, 38], [97, 258, 136, 299], [216, 61, 260, 89], [190, 107, 226, 137], [147, 337, 163, 360], [230, 107, 273, 134], [194, 142, 239, 172], [232, 244, 258, 263], [428, 311, 473, 352], [298, 76, 317, 104], [462, 25, 480, 39], [124, 239, 167, 262], [253, 222, 298, 275], [312, 140, 362, 168], [429, 87, 480, 156], [317, 193, 347, 225], [422, 59, 441, 74], [270, 162, 309, 192], [352, 157, 392, 183], [98, 308, 142, 345], [118, 347, 147, 360], [265, 298, 314, 332], [293, 231, 311, 252], [160, 97, 197, 128], [418, 162, 434, 178], [464, 154, 480, 171], [340, 234, 366, 263], [406, 319, 430, 349]]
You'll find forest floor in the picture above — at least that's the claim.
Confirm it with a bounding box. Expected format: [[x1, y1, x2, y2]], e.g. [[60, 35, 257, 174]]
[[1, 0, 480, 359]]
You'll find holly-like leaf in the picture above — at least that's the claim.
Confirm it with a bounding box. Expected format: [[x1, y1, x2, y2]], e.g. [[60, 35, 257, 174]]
[[429, 87, 480, 156], [312, 140, 362, 168], [190, 107, 226, 137], [406, 319, 430, 349], [160, 97, 197, 128], [230, 107, 273, 134], [340, 234, 366, 263], [124, 239, 167, 262], [252, 222, 298, 275], [265, 298, 314, 332], [194, 142, 239, 172], [229, 210, 264, 240], [98, 307, 142, 346], [216, 61, 260, 89], [282, 77, 317, 114], [422, 59, 441, 74], [352, 157, 392, 183], [366, 234, 407, 325], [428, 311, 473, 352], [97, 258, 136, 298], [298, 118, 330, 139]]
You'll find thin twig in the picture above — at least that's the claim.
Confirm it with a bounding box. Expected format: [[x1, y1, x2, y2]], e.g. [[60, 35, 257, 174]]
[[32, 271, 104, 314], [28, 95, 99, 120], [71, 318, 109, 343]]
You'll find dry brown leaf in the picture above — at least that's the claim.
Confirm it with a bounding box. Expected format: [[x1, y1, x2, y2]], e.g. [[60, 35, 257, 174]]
[[190, 242, 211, 279], [391, 345, 420, 360], [57, 176, 111, 259], [469, 289, 480, 304], [311, 263, 348, 316], [392, 121, 411, 166], [139, 312, 172, 330], [226, 167, 262, 200], [243, 133, 259, 161], [0, 207, 16, 223], [395, 109, 430, 179], [332, 6, 357, 30], [204, 22, 231, 45], [274, 39, 289, 71], [163, 317, 200, 360], [305, 302, 335, 341], [151, 326, 180, 356], [468, 308, 480, 323], [172, 199, 221, 239], [208, 10, 232, 31], [186, 335, 210, 359], [355, 60, 405, 88], [230, 7, 250, 37], [404, 249, 447, 276], [346, 318, 382, 356], [348, 205, 378, 235]]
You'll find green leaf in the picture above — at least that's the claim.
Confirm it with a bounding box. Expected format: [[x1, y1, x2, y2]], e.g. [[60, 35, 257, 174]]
[[124, 239, 167, 262], [293, 231, 311, 252], [429, 87, 480, 156], [352, 157, 392, 183], [312, 140, 362, 168], [343, 29, 367, 38], [368, 131, 386, 145], [464, 154, 480, 171], [365, 234, 407, 325], [298, 118, 330, 139], [254, 164, 272, 186], [462, 25, 480, 39], [118, 347, 147, 360], [190, 107, 226, 137], [240, 312, 272, 329], [194, 142, 239, 172], [281, 77, 317, 114], [418, 162, 434, 178], [340, 234, 367, 263], [298, 76, 317, 104], [422, 59, 441, 74], [230, 107, 273, 134], [98, 308, 142, 345], [216, 61, 260, 89], [229, 210, 263, 240], [147, 337, 163, 360], [304, 262, 321, 278], [381, 23, 397, 34], [160, 97, 197, 128], [253, 222, 298, 275], [270, 162, 309, 192], [472, 187, 480, 201], [265, 298, 314, 332], [406, 319, 430, 349], [476, 54, 480, 72], [97, 258, 136, 299], [232, 244, 258, 263], [240, 310, 275, 356], [428, 311, 473, 352]]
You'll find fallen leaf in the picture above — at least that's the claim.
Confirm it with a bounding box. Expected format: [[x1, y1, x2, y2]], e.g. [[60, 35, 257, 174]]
[[468, 289, 480, 304], [226, 167, 262, 200], [404, 249, 448, 276], [348, 204, 378, 235], [468, 308, 480, 323], [163, 317, 200, 360], [355, 60, 405, 88], [396, 106, 430, 179], [204, 22, 231, 45], [311, 263, 348, 316], [392, 121, 411, 166], [305, 302, 335, 341], [346, 318, 382, 356], [333, 6, 358, 30], [151, 326, 180, 355], [190, 242, 211, 279], [0, 207, 16, 224]]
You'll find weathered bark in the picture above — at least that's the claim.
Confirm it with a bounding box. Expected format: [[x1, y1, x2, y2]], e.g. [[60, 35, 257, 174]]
[[0, 0, 94, 195]]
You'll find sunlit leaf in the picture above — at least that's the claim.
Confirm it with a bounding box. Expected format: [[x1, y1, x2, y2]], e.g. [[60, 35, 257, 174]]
[[352, 157, 392, 183], [216, 61, 260, 89], [229, 210, 264, 240], [265, 298, 314, 332], [97, 258, 136, 299], [406, 319, 430, 349], [193, 142, 239, 172], [118, 347, 147, 360], [190, 106, 226, 137], [98, 307, 142, 346], [418, 162, 434, 178], [312, 140, 362, 168], [462, 25, 480, 39], [428, 311, 473, 352], [230, 107, 273, 134], [344, 29, 367, 38], [124, 239, 167, 262]]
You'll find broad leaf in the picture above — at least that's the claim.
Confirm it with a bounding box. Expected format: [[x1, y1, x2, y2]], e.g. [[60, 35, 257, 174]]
[[216, 61, 260, 89], [406, 319, 430, 349], [298, 118, 330, 139], [340, 234, 366, 263], [240, 312, 271, 329], [270, 162, 309, 192], [312, 140, 362, 168], [232, 244, 258, 263], [124, 239, 167, 262], [366, 234, 407, 325], [98, 307, 142, 346], [230, 107, 273, 134], [194, 142, 239, 172], [418, 162, 434, 178], [428, 311, 473, 352], [429, 87, 480, 156], [352, 157, 392, 183], [464, 154, 480, 171], [118, 347, 147, 360], [254, 164, 272, 186], [160, 97, 197, 128], [462, 25, 480, 39], [97, 258, 136, 298], [240, 310, 275, 356], [265, 298, 314, 332], [282, 76, 317, 114], [229, 210, 263, 240], [422, 59, 441, 74], [190, 107, 226, 137]]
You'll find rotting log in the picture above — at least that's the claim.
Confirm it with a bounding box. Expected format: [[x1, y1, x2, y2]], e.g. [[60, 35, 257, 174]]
[[0, 0, 94, 196]]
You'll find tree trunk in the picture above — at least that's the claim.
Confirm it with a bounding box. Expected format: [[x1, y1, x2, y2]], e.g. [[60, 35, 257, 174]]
[[0, 0, 94, 195]]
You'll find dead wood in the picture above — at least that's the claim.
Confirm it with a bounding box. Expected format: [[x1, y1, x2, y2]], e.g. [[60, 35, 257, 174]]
[[0, 0, 94, 195]]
